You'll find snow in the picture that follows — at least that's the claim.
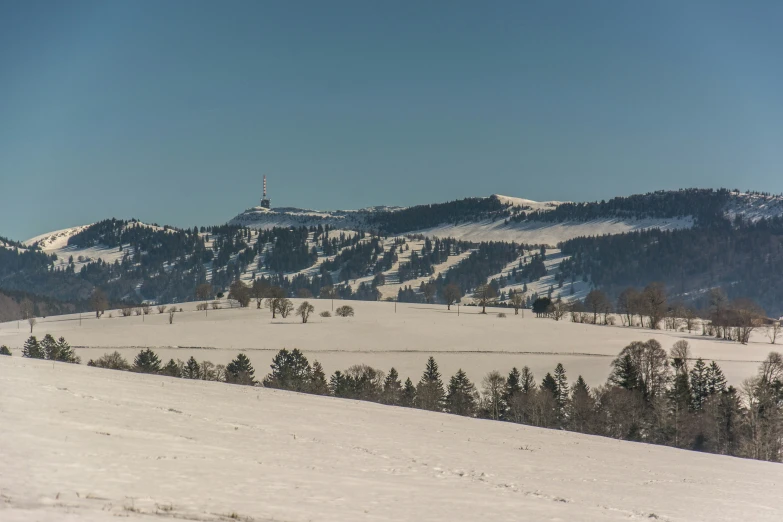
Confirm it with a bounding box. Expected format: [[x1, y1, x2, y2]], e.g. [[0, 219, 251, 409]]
[[0, 300, 774, 391], [493, 194, 565, 212], [24, 225, 91, 251], [2, 355, 782, 522], [417, 217, 695, 246]]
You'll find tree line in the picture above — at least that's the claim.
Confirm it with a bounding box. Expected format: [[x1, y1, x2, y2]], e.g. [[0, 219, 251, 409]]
[[20, 337, 783, 463]]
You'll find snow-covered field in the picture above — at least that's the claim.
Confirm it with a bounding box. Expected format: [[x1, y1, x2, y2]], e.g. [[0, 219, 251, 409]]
[[0, 300, 773, 389], [2, 355, 782, 522]]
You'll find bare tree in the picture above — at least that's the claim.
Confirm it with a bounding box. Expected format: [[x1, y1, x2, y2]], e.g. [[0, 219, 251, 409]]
[[168, 307, 176, 324], [252, 279, 270, 309], [481, 371, 506, 420], [442, 283, 461, 311], [28, 317, 36, 333], [732, 298, 765, 345], [642, 282, 667, 329], [278, 299, 294, 318], [264, 287, 287, 318], [551, 299, 568, 321], [670, 340, 692, 374], [195, 283, 213, 313], [509, 291, 524, 315], [684, 307, 698, 333], [157, 305, 167, 314], [616, 287, 639, 327], [320, 285, 336, 311], [90, 288, 108, 318], [767, 322, 781, 345], [473, 284, 497, 314], [228, 281, 250, 307], [296, 301, 315, 323], [584, 289, 609, 325]]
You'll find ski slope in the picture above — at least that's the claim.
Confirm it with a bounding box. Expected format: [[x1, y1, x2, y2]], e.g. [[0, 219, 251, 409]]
[[1, 355, 781, 522]]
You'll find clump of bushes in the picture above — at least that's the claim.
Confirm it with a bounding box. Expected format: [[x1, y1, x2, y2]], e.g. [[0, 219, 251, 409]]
[[320, 311, 331, 318], [335, 305, 354, 317], [88, 351, 130, 370], [497, 312, 507, 318]]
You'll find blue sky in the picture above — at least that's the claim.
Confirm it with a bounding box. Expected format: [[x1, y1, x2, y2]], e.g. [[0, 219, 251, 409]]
[[2, 1, 782, 240]]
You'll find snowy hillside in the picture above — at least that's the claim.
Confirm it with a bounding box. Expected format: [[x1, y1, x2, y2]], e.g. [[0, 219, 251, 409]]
[[2, 355, 782, 522]]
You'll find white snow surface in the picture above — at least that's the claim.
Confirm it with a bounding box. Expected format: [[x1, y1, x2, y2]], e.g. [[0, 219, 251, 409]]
[[2, 355, 782, 522], [416, 217, 695, 246], [0, 300, 774, 389]]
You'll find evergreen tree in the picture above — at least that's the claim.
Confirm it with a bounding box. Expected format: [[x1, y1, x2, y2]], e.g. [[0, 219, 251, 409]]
[[416, 356, 445, 411], [22, 336, 44, 359], [553, 363, 569, 410], [568, 376, 594, 433], [184, 356, 200, 379], [381, 367, 403, 405], [41, 334, 59, 360], [608, 353, 640, 391], [264, 348, 311, 391], [501, 367, 523, 420], [226, 353, 256, 385], [55, 337, 79, 363], [540, 373, 558, 398], [706, 361, 727, 395], [689, 358, 710, 411], [162, 359, 182, 378], [329, 370, 349, 397], [309, 361, 329, 395], [519, 366, 536, 393], [445, 369, 478, 416], [133, 348, 162, 374], [401, 377, 416, 407], [0, 345, 11, 356]]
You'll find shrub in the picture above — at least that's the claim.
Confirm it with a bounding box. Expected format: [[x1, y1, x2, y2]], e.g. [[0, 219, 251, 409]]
[[335, 305, 354, 317], [121, 307, 134, 317], [211, 301, 220, 309], [497, 312, 507, 318], [157, 305, 167, 314], [320, 311, 331, 318], [0, 345, 11, 356], [88, 351, 130, 370], [196, 303, 208, 311], [141, 304, 151, 315]]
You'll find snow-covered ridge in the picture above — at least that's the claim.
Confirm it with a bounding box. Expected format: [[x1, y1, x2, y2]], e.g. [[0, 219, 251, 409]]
[[493, 194, 566, 212]]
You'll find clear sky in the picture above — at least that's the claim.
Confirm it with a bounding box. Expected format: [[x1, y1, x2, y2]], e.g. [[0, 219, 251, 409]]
[[2, 1, 782, 240]]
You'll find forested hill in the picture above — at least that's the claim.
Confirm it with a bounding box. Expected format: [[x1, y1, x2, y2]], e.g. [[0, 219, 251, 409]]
[[4, 188, 783, 317], [559, 215, 783, 317]]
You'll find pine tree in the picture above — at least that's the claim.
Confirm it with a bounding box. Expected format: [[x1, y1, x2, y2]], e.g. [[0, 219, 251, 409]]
[[309, 361, 329, 395], [706, 361, 727, 395], [501, 367, 523, 420], [445, 369, 478, 416], [264, 348, 311, 391], [226, 353, 256, 385], [162, 359, 182, 378], [41, 334, 59, 360], [22, 336, 44, 359], [519, 366, 536, 393], [184, 356, 200, 379], [381, 367, 403, 405], [401, 377, 416, 407], [609, 353, 640, 391], [416, 356, 445, 411], [568, 376, 594, 432], [329, 370, 348, 397], [133, 348, 161, 374], [689, 358, 709, 411], [553, 363, 569, 410], [0, 345, 11, 356], [56, 337, 79, 363], [540, 373, 558, 398]]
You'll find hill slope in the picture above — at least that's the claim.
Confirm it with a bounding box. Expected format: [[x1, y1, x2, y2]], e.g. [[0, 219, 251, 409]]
[[2, 355, 782, 522]]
